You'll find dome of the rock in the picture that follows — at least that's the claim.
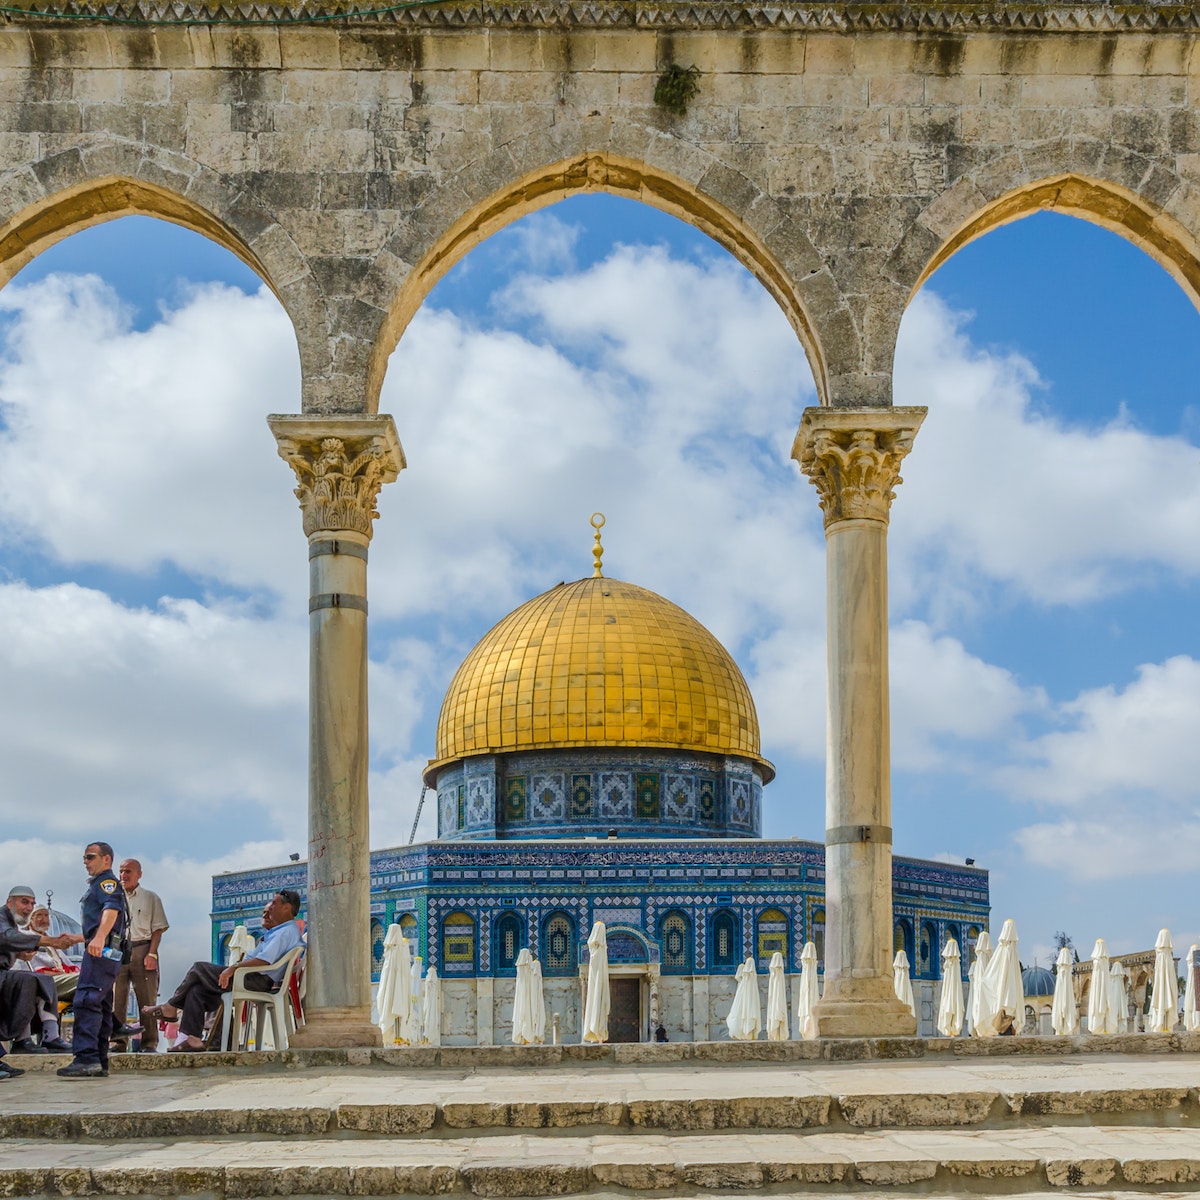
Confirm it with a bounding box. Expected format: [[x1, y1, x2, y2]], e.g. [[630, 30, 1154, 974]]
[[427, 575, 772, 780]]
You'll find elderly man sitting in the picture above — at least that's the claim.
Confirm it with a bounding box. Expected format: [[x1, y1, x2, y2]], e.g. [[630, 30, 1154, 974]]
[[1, 887, 82, 1070], [145, 889, 302, 1051]]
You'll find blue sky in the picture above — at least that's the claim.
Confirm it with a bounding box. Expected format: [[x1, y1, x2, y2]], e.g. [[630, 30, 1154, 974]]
[[2, 198, 1198, 983]]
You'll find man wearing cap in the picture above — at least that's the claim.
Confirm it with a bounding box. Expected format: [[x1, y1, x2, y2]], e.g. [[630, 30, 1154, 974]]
[[0, 886, 81, 1064], [58, 842, 135, 1079], [144, 889, 303, 1052]]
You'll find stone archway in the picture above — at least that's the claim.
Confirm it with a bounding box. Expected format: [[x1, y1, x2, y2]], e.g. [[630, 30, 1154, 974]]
[[364, 151, 831, 411], [908, 170, 1200, 313]]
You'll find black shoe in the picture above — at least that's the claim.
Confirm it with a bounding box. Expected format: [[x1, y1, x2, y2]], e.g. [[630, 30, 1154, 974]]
[[56, 1061, 105, 1079], [110, 1021, 142, 1038], [40, 1038, 72, 1053], [9, 1039, 48, 1054], [0, 1060, 25, 1079]]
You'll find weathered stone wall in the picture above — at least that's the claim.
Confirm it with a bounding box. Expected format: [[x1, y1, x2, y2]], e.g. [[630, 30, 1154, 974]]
[[0, 7, 1197, 416]]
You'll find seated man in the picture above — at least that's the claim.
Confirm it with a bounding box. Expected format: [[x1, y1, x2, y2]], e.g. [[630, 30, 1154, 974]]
[[145, 889, 302, 1051], [1, 887, 82, 1067]]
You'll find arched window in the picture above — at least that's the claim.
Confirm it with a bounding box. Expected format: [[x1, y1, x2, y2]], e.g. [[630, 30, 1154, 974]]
[[371, 917, 386, 974], [919, 922, 937, 978], [399, 912, 418, 949], [756, 908, 788, 967], [711, 910, 739, 972], [812, 907, 826, 968], [442, 911, 476, 973], [966, 925, 982, 964], [894, 919, 914, 964], [542, 912, 577, 976], [494, 912, 523, 974], [661, 910, 691, 973], [219, 933, 232, 965]]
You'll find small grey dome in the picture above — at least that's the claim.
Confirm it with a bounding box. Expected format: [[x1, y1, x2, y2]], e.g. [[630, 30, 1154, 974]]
[[1022, 964, 1057, 996]]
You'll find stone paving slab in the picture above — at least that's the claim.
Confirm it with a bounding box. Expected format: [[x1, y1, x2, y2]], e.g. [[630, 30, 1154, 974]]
[[9, 1032, 1200, 1076], [6, 1125, 1200, 1194], [1, 1052, 1198, 1139]]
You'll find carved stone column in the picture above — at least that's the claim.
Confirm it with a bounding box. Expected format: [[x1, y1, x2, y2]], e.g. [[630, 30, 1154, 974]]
[[269, 414, 405, 1047], [793, 406, 925, 1038]]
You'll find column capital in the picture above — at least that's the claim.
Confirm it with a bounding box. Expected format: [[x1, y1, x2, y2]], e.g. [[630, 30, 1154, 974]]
[[269, 414, 405, 539], [792, 407, 926, 528]]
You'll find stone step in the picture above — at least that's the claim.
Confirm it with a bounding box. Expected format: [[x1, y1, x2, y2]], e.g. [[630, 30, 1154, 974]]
[[5, 1082, 1196, 1140], [6, 1125, 1200, 1195]]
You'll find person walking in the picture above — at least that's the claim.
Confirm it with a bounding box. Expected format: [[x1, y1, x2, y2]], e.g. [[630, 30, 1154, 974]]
[[112, 859, 169, 1053], [57, 842, 135, 1079]]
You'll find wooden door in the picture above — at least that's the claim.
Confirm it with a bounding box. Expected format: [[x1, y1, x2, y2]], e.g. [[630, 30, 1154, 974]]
[[608, 976, 641, 1042]]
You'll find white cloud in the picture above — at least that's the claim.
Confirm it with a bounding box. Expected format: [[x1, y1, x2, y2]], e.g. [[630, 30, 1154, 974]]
[[894, 291, 1200, 608], [0, 274, 303, 597], [890, 621, 1037, 770], [1006, 655, 1200, 808], [0, 581, 307, 834]]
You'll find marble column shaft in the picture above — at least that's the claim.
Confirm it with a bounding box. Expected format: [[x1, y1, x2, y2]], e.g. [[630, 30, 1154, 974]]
[[794, 406, 925, 1037], [269, 414, 404, 1047]]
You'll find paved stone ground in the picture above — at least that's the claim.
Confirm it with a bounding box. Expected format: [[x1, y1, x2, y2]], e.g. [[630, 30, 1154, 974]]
[[3, 1050, 1200, 1195]]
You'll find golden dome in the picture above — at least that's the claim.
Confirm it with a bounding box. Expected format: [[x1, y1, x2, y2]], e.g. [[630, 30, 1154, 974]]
[[426, 576, 773, 782]]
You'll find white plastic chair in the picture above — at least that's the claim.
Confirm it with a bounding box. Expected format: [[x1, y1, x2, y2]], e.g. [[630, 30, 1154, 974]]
[[220, 945, 304, 1052]]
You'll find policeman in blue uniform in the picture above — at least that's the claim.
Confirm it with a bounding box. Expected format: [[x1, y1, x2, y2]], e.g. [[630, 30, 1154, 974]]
[[57, 841, 133, 1079]]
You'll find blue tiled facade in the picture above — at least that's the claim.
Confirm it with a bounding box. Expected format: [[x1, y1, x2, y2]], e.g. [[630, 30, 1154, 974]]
[[211, 836, 988, 986], [434, 749, 764, 842]]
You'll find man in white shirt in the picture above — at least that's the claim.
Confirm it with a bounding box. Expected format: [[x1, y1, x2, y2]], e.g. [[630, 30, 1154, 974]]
[[113, 860, 170, 1053], [144, 889, 303, 1052]]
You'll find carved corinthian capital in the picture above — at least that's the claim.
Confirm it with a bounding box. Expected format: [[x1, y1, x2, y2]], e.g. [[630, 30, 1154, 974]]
[[792, 407, 926, 528], [268, 415, 406, 538]]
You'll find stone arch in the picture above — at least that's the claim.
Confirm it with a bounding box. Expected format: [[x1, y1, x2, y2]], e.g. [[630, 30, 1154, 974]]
[[0, 160, 327, 402], [912, 170, 1200, 308], [366, 151, 831, 410], [887, 162, 1200, 378]]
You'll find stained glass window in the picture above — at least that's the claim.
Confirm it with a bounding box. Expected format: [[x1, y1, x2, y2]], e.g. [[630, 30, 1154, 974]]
[[661, 910, 690, 973], [495, 912, 522, 972], [371, 917, 386, 971], [399, 912, 417, 951], [756, 907, 787, 965], [636, 773, 660, 819], [504, 777, 527, 823], [543, 912, 576, 975], [443, 911, 475, 970], [812, 907, 826, 966], [712, 910, 738, 971]]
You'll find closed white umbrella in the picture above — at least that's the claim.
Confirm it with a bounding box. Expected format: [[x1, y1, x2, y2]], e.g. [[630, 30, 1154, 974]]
[[512, 948, 538, 1045], [796, 941, 820, 1041], [408, 956, 424, 1044], [936, 938, 964, 1036], [766, 951, 789, 1041], [967, 931, 993, 1037], [1185, 945, 1199, 1032], [1087, 939, 1114, 1035], [376, 926, 412, 1044], [1148, 929, 1178, 1034], [531, 959, 547, 1044], [981, 918, 1023, 1036], [227, 925, 256, 965], [726, 956, 762, 1040], [893, 950, 916, 1019], [582, 922, 610, 1044], [1051, 946, 1079, 1035], [422, 966, 441, 1047], [1109, 960, 1128, 1034]]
